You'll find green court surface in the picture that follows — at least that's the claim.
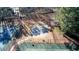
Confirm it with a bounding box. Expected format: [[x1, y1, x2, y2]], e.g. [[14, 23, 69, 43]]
[[16, 43, 70, 51]]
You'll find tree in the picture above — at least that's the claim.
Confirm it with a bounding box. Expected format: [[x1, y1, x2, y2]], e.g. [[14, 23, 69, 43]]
[[0, 7, 14, 20], [19, 7, 35, 15], [56, 7, 79, 34], [19, 7, 54, 15]]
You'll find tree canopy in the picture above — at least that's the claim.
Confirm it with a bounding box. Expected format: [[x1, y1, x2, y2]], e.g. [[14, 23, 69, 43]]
[[0, 7, 14, 20], [56, 7, 79, 33], [19, 7, 54, 15]]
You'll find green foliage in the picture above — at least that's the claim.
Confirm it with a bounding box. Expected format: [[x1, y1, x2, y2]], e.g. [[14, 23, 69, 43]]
[[0, 7, 14, 19], [19, 7, 54, 15], [56, 7, 79, 33], [19, 7, 35, 15]]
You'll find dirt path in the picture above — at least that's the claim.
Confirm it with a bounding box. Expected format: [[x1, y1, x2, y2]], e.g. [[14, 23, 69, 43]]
[[52, 28, 70, 44]]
